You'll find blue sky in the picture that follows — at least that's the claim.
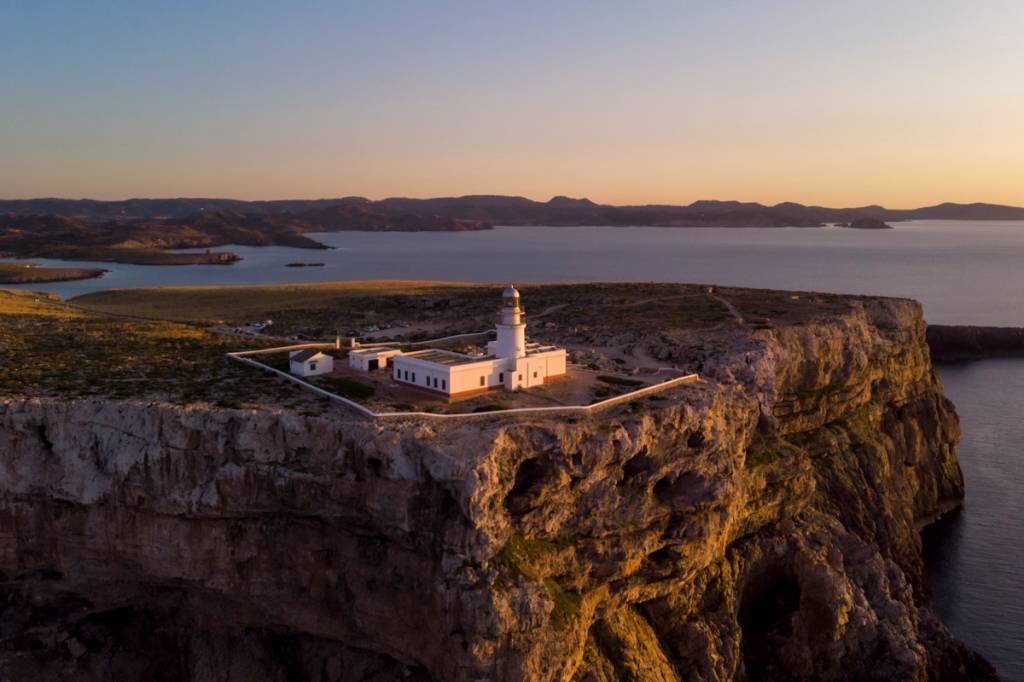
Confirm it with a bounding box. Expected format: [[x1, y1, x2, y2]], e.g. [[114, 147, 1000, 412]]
[[2, 1, 1022, 205]]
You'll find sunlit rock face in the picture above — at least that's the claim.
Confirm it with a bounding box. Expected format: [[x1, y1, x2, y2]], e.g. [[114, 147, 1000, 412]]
[[0, 296, 996, 681]]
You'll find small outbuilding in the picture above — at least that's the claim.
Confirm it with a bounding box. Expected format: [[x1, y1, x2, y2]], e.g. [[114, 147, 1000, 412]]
[[348, 347, 403, 372], [289, 349, 334, 377]]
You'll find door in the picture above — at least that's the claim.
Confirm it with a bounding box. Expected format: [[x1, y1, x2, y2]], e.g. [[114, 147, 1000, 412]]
[[369, 359, 379, 371]]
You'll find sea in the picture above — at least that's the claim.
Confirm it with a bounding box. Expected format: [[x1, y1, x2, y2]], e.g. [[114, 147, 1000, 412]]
[[7, 219, 1023, 678]]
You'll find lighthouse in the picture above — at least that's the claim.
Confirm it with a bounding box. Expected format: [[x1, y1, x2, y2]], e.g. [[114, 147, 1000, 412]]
[[495, 284, 527, 359], [387, 284, 566, 396]]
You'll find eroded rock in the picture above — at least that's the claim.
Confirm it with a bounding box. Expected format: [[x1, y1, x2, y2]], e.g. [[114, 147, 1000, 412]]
[[0, 296, 997, 680]]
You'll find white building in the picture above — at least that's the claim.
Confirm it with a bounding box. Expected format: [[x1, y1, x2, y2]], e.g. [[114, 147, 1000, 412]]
[[289, 349, 334, 377], [348, 347, 402, 372], [387, 285, 567, 398]]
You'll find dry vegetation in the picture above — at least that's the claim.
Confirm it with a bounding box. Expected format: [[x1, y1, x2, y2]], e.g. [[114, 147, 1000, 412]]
[[72, 281, 488, 331], [72, 280, 857, 343], [0, 289, 325, 411], [5, 281, 869, 410]]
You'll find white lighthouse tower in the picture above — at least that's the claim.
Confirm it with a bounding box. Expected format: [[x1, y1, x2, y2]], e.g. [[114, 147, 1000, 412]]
[[495, 284, 527, 359]]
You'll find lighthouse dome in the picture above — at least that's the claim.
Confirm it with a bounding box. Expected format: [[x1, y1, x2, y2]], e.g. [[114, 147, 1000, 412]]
[[502, 284, 520, 304]]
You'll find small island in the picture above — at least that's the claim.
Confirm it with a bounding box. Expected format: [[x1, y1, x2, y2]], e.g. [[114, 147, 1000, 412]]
[[0, 261, 107, 284], [837, 217, 894, 229]]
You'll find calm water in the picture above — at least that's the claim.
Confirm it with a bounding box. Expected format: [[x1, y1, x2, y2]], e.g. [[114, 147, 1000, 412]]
[[927, 361, 1024, 681], [8, 219, 1024, 326], [6, 219, 1024, 672]]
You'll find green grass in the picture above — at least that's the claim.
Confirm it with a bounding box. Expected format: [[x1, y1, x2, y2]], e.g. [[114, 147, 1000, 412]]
[[311, 375, 375, 400], [472, 404, 508, 413], [491, 533, 569, 584], [745, 434, 805, 469], [489, 533, 583, 632], [543, 578, 583, 632], [597, 375, 645, 388]]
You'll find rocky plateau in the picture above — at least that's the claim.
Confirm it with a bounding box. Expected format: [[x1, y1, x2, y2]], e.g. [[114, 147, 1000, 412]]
[[0, 293, 998, 681]]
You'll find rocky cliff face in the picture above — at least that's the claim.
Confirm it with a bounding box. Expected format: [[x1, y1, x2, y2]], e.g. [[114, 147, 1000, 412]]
[[0, 297, 996, 681]]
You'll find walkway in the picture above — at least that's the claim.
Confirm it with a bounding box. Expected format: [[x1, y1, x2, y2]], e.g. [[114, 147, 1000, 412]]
[[709, 293, 746, 326]]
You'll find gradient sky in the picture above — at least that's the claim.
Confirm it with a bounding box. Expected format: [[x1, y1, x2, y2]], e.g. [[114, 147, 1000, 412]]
[[2, 1, 1022, 206]]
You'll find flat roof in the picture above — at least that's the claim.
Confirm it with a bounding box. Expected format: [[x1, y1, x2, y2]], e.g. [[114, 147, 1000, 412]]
[[350, 347, 400, 356], [401, 349, 484, 366]]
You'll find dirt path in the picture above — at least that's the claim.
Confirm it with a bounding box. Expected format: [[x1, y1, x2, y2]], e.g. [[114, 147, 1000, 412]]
[[612, 294, 692, 309], [629, 345, 662, 368], [532, 303, 569, 319], [709, 293, 745, 326]]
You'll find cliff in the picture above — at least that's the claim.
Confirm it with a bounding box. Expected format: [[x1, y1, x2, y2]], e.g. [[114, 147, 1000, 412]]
[[0, 296, 996, 680]]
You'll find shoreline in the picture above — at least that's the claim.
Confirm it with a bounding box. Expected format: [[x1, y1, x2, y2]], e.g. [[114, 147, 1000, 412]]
[[0, 262, 108, 284], [928, 324, 1024, 362]]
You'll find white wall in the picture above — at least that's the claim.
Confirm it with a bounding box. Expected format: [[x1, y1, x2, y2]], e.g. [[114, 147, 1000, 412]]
[[349, 349, 400, 372], [291, 354, 334, 377], [503, 350, 566, 389], [391, 349, 565, 395], [495, 322, 526, 359], [448, 357, 507, 394], [545, 352, 567, 378], [392, 356, 455, 393]]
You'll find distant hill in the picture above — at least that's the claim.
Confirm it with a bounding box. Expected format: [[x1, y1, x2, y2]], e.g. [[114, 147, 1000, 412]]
[[2, 196, 1021, 225], [0, 203, 488, 265], [885, 203, 1024, 221]]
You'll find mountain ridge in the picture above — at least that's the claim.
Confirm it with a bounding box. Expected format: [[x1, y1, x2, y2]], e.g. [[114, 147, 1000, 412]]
[[1, 196, 1023, 223]]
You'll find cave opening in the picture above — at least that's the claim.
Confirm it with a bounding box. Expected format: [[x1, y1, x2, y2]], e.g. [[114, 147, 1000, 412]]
[[619, 449, 654, 487], [505, 457, 551, 515], [647, 545, 673, 563], [738, 568, 801, 681]]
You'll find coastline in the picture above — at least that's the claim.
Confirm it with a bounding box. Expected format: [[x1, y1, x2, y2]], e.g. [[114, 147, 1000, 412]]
[[0, 262, 107, 284], [927, 324, 1024, 362]]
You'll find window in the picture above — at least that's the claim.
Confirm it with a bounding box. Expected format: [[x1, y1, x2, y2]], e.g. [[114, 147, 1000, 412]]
[[518, 374, 523, 380], [412, 372, 416, 383], [533, 371, 538, 378], [499, 372, 504, 382], [442, 379, 446, 390], [480, 376, 485, 387], [432, 377, 438, 388], [309, 362, 317, 371]]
